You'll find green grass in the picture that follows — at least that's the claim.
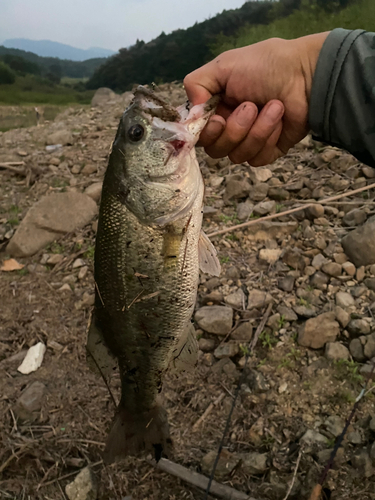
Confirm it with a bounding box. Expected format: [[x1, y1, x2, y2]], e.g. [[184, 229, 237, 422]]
[[0, 74, 94, 105], [211, 0, 375, 56]]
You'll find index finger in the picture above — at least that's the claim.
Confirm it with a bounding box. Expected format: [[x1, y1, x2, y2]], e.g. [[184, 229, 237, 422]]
[[184, 61, 223, 106]]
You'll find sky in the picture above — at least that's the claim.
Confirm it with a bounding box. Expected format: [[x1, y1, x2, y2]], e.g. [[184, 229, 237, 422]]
[[0, 0, 248, 51]]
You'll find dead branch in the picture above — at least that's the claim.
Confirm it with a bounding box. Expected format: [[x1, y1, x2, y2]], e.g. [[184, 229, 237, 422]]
[[192, 393, 226, 432], [207, 181, 375, 238], [0, 161, 25, 168], [282, 446, 304, 500], [149, 458, 253, 500], [39, 460, 103, 488], [250, 302, 273, 351]]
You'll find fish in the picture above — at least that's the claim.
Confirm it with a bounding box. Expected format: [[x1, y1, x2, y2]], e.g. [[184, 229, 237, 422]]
[[86, 86, 221, 464]]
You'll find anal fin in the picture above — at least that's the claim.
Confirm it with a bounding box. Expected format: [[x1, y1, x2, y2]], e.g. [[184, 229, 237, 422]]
[[86, 312, 117, 378], [169, 322, 198, 372], [198, 230, 221, 276]]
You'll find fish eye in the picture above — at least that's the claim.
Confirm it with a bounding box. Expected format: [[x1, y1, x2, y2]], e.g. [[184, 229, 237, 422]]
[[128, 124, 144, 142]]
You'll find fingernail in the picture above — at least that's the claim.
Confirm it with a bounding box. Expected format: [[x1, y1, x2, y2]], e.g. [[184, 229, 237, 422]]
[[205, 119, 224, 138], [236, 103, 257, 127], [265, 102, 283, 121]]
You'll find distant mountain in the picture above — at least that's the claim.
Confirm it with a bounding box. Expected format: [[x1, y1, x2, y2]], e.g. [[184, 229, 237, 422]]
[[2, 39, 116, 62]]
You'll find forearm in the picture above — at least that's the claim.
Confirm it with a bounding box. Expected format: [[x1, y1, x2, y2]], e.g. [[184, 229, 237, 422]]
[[309, 28, 375, 167]]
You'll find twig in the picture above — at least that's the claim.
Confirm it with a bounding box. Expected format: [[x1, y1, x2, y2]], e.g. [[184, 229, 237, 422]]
[[148, 458, 252, 500], [0, 445, 28, 473], [207, 181, 375, 238], [282, 446, 304, 500], [193, 393, 226, 432], [250, 302, 273, 351], [0, 161, 25, 168]]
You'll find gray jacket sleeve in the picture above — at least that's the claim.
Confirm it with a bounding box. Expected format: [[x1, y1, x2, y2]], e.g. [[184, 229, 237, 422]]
[[309, 28, 375, 167]]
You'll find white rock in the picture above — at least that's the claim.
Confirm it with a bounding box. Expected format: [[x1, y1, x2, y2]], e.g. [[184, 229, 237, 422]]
[[259, 248, 282, 264], [18, 342, 46, 375]]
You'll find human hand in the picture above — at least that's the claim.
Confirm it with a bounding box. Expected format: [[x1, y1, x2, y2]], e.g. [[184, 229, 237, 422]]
[[184, 32, 329, 166]]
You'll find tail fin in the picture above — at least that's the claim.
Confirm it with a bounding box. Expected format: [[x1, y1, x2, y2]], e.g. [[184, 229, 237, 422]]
[[103, 405, 172, 464]]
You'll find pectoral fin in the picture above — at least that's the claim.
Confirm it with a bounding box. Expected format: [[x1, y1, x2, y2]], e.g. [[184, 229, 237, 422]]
[[198, 230, 221, 276], [86, 313, 117, 377], [169, 323, 198, 372]]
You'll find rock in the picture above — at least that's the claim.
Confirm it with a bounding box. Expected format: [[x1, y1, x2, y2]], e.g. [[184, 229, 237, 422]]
[[214, 342, 240, 359], [201, 290, 224, 305], [310, 271, 329, 290], [333, 252, 348, 264], [195, 306, 233, 334], [347, 319, 371, 337], [240, 452, 268, 475], [247, 289, 273, 310], [268, 187, 290, 201], [245, 369, 270, 393], [342, 219, 375, 266], [293, 305, 317, 318], [226, 266, 240, 280], [356, 265, 366, 282], [364, 333, 375, 359], [298, 312, 340, 349], [253, 200, 276, 216], [46, 129, 73, 146], [84, 182, 103, 202], [351, 450, 373, 477], [301, 430, 328, 445], [224, 179, 251, 200], [198, 338, 215, 352], [342, 209, 367, 227], [245, 221, 298, 241], [325, 342, 350, 361], [65, 467, 97, 500], [259, 248, 282, 265], [267, 313, 281, 331], [312, 253, 327, 270], [13, 381, 46, 422], [18, 342, 46, 374], [201, 450, 239, 479], [282, 249, 305, 271], [72, 258, 85, 269], [78, 266, 88, 280], [248, 182, 269, 202], [81, 164, 97, 175], [47, 254, 64, 265], [324, 416, 345, 437], [335, 306, 350, 328], [249, 166, 272, 183], [342, 261, 356, 276], [321, 262, 342, 277], [91, 87, 117, 107], [7, 192, 97, 257], [362, 165, 375, 178], [237, 200, 254, 220], [232, 322, 253, 341], [277, 275, 295, 292], [365, 278, 375, 291], [306, 204, 324, 219], [205, 277, 221, 290], [277, 305, 297, 322], [224, 289, 246, 309], [336, 291, 355, 309], [347, 431, 363, 444], [349, 338, 366, 362]]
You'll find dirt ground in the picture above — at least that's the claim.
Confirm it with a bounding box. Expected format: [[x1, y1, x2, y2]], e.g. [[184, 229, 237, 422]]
[[1, 86, 375, 500]]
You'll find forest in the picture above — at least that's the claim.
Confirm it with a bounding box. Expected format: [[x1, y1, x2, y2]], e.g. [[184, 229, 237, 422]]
[[86, 0, 357, 92]]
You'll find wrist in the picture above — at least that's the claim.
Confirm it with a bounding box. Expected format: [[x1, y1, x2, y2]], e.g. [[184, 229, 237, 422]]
[[296, 32, 330, 102]]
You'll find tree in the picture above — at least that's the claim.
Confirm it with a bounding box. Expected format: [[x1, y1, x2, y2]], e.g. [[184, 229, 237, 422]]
[[0, 61, 15, 84]]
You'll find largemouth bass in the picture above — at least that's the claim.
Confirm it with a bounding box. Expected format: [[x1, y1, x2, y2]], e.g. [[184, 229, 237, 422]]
[[87, 86, 220, 463]]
